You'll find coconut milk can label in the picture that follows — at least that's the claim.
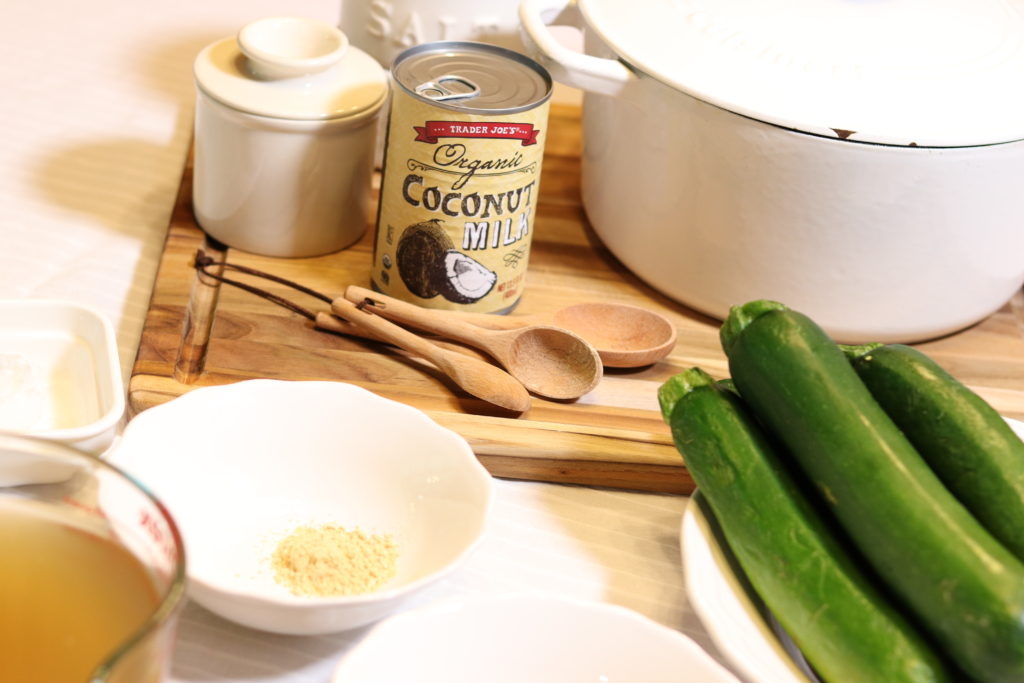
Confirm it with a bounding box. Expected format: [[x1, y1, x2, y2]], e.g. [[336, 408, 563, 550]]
[[372, 89, 548, 313]]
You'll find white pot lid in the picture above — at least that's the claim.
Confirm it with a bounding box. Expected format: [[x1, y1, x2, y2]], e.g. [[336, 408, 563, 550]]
[[579, 0, 1024, 146], [194, 17, 388, 121]]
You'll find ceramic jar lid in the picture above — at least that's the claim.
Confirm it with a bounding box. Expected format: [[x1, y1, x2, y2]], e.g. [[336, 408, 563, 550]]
[[577, 0, 1024, 146], [194, 17, 388, 122]]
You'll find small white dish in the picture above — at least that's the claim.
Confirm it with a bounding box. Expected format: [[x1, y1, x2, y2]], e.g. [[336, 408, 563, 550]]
[[109, 379, 494, 635], [0, 299, 124, 454], [680, 417, 1024, 683], [331, 594, 740, 682]]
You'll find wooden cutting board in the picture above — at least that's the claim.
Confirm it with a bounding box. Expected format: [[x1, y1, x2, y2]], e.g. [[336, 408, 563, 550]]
[[129, 104, 1024, 494]]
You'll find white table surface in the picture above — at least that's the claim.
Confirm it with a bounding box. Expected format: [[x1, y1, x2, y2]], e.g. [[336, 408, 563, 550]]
[[0, 1, 733, 680]]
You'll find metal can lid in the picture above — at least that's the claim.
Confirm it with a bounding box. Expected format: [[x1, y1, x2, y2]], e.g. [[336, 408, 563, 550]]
[[392, 41, 552, 115]]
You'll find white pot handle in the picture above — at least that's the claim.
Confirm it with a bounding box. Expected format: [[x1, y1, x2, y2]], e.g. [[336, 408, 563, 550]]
[[518, 0, 633, 97]]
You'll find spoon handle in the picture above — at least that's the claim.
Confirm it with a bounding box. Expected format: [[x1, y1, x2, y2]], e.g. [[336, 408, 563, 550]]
[[315, 311, 389, 343], [426, 309, 531, 330], [330, 298, 531, 413], [314, 312, 491, 360], [332, 297, 446, 360], [342, 286, 504, 347]]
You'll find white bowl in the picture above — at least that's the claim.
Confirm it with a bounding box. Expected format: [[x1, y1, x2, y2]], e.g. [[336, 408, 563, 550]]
[[0, 299, 124, 454], [108, 379, 494, 635], [331, 594, 739, 682]]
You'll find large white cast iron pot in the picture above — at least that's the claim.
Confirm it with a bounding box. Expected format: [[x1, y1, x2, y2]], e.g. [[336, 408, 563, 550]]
[[520, 0, 1024, 343]]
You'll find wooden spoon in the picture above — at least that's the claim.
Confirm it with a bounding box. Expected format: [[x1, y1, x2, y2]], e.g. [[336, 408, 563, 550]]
[[314, 312, 491, 361], [438, 302, 678, 368], [330, 297, 531, 413], [344, 286, 603, 401]]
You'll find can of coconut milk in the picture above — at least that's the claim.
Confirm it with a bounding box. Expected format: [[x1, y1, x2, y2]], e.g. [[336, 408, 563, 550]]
[[371, 41, 552, 313]]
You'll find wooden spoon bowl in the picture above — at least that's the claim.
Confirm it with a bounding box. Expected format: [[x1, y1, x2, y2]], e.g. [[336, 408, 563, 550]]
[[492, 324, 603, 400], [550, 302, 677, 368], [432, 301, 677, 368]]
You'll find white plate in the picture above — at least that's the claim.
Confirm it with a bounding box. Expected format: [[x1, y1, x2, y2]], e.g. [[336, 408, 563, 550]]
[[331, 593, 740, 683], [681, 493, 815, 683], [681, 417, 1024, 683]]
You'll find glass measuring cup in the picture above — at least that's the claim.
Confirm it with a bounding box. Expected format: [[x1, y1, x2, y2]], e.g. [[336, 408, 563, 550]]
[[0, 433, 186, 683]]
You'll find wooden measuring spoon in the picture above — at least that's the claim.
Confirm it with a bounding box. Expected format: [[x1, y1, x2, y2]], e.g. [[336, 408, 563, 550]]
[[330, 297, 531, 413], [437, 302, 678, 368], [314, 312, 491, 362], [344, 286, 603, 401]]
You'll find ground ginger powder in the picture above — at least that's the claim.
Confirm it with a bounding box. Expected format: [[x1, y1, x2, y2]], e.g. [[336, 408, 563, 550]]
[[270, 524, 398, 597]]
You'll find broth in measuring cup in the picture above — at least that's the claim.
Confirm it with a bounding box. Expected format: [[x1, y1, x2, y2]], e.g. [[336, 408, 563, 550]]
[[0, 435, 186, 683], [0, 501, 160, 682]]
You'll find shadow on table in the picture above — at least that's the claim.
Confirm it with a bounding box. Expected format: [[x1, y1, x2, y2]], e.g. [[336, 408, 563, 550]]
[[170, 600, 369, 681], [531, 483, 735, 670], [27, 31, 222, 361]]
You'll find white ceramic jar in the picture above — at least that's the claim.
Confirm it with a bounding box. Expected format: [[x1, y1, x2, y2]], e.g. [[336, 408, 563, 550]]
[[521, 0, 1024, 343], [193, 17, 389, 258], [340, 0, 525, 68]]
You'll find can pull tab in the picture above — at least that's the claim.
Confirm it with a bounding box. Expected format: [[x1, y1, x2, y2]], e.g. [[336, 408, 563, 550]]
[[414, 75, 480, 102]]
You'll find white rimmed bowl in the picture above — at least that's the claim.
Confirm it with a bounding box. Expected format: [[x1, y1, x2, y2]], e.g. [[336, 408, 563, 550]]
[[108, 379, 494, 635], [0, 299, 124, 454], [681, 492, 815, 683], [331, 594, 739, 682]]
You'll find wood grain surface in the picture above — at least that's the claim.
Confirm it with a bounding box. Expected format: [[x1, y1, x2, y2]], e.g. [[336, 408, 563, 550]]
[[129, 104, 1024, 494]]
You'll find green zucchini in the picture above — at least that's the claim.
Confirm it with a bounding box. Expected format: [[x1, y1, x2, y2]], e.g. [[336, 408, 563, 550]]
[[720, 300, 1024, 682], [659, 368, 950, 682], [843, 342, 1024, 562]]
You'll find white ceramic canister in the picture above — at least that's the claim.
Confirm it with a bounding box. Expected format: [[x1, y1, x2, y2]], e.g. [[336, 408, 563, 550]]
[[521, 0, 1024, 343], [340, 0, 525, 69], [193, 17, 389, 258]]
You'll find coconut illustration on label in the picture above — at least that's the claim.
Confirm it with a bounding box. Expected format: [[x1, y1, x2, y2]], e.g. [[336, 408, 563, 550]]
[[395, 220, 497, 303], [395, 220, 451, 298], [443, 250, 497, 303]]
